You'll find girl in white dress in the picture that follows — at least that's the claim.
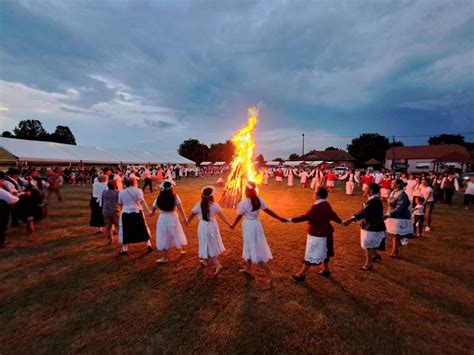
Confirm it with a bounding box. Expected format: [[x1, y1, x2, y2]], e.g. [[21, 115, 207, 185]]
[[230, 181, 287, 283], [186, 186, 232, 274], [263, 169, 269, 185], [285, 168, 294, 187], [150, 180, 188, 263]]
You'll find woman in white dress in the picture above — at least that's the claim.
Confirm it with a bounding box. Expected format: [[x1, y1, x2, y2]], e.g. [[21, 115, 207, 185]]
[[263, 169, 269, 185], [338, 169, 355, 195], [310, 168, 321, 190], [150, 180, 188, 263], [285, 168, 294, 187], [405, 174, 417, 203], [230, 181, 287, 284], [299, 169, 310, 188], [186, 186, 232, 274], [118, 178, 153, 255]]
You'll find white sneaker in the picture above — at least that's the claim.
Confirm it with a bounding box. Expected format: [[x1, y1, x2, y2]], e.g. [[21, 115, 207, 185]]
[[425, 226, 430, 232]]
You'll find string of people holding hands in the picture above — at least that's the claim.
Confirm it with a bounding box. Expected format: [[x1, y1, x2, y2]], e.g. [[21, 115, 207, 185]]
[[112, 176, 417, 285]]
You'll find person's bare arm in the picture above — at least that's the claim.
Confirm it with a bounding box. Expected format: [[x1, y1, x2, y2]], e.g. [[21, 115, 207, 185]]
[[186, 212, 196, 225], [176, 203, 188, 224], [217, 210, 232, 227], [230, 214, 243, 229], [263, 208, 287, 222]]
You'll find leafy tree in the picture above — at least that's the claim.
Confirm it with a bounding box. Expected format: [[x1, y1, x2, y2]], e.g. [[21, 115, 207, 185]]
[[288, 153, 300, 160], [325, 146, 339, 151], [178, 139, 209, 164], [50, 125, 76, 145], [347, 133, 392, 165], [208, 140, 235, 163], [13, 120, 49, 141], [390, 141, 404, 147], [1, 131, 14, 138], [428, 134, 465, 146], [273, 157, 284, 162], [255, 154, 265, 165]]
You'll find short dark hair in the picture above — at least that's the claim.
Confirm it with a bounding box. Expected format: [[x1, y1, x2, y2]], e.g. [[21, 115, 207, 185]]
[[0, 171, 5, 180], [316, 187, 328, 199], [369, 183, 380, 194], [107, 181, 115, 190]]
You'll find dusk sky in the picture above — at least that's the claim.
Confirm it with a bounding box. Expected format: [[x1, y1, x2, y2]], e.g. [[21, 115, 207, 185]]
[[1, 0, 473, 159]]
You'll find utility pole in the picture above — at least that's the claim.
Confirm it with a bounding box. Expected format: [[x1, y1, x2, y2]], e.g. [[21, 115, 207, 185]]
[[391, 135, 395, 172], [302, 133, 305, 157]]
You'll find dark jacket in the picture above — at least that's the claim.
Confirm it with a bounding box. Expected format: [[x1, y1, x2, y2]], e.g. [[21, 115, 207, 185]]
[[292, 200, 342, 237], [353, 195, 386, 232], [388, 190, 411, 220]]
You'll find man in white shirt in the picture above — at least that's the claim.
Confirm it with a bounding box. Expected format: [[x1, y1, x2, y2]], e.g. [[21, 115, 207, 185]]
[[374, 171, 384, 185], [441, 171, 459, 206], [0, 171, 20, 248]]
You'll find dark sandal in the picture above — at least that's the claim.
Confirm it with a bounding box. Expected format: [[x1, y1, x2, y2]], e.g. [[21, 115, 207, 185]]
[[318, 270, 331, 277], [360, 265, 373, 271], [291, 274, 306, 282]]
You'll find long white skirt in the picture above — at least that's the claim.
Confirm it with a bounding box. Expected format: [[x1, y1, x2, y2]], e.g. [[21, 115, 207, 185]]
[[326, 180, 335, 188], [304, 235, 327, 265], [346, 181, 354, 195], [276, 176, 283, 182], [310, 178, 319, 190], [288, 175, 294, 186], [156, 212, 188, 250], [385, 218, 413, 236], [360, 230, 386, 249], [242, 219, 272, 263], [198, 219, 225, 259]]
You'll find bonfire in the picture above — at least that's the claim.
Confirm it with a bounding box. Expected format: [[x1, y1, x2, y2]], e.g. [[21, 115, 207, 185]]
[[221, 107, 263, 208]]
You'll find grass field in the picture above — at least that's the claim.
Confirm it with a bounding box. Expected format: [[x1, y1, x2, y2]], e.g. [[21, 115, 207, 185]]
[[1, 177, 473, 354]]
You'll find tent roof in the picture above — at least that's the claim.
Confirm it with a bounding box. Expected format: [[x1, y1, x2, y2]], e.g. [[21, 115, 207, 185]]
[[284, 161, 305, 166], [265, 161, 281, 166], [0, 137, 195, 165], [58, 145, 119, 164], [213, 161, 227, 166], [200, 162, 212, 166], [0, 137, 80, 163]]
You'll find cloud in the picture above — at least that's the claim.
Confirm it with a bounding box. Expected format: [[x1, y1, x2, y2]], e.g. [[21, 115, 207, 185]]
[[0, 0, 473, 156]]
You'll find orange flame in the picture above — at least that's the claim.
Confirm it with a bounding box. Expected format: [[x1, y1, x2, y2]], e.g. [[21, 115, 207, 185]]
[[222, 107, 262, 207]]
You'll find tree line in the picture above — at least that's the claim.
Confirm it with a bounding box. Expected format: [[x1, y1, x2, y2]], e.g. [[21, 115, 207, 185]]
[[2, 120, 77, 145]]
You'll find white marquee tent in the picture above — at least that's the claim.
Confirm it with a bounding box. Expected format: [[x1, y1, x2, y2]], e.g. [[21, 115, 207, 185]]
[[0, 137, 195, 166]]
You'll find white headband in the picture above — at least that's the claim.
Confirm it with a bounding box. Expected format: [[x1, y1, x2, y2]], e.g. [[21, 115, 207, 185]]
[[160, 179, 175, 191], [246, 182, 255, 190]]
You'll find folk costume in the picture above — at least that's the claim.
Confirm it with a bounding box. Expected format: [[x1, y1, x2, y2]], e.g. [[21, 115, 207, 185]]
[[291, 198, 342, 265], [191, 199, 225, 259], [89, 180, 107, 228], [153, 195, 187, 251], [118, 187, 152, 245], [352, 194, 386, 250], [237, 196, 272, 263]]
